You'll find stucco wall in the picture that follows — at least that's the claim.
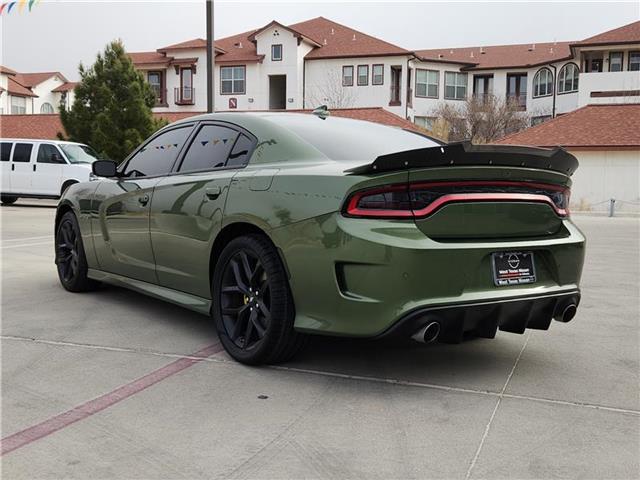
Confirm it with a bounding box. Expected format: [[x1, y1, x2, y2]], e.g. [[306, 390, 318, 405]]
[[570, 149, 640, 213]]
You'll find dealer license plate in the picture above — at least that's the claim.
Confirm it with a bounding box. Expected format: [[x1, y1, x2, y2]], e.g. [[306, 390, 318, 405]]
[[492, 252, 536, 286]]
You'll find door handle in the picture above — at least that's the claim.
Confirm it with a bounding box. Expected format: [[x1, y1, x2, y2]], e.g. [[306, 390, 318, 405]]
[[33, 164, 37, 172], [11, 164, 15, 171], [138, 194, 150, 206], [205, 186, 221, 200]]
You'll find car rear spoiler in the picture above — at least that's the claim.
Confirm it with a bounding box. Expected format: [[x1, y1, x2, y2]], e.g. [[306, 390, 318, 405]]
[[345, 141, 579, 176]]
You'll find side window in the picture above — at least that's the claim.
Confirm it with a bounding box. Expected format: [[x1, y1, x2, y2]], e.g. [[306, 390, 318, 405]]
[[179, 125, 239, 173], [12, 144, 33, 162], [1, 142, 12, 162], [123, 126, 192, 178], [226, 134, 254, 168], [37, 144, 64, 164]]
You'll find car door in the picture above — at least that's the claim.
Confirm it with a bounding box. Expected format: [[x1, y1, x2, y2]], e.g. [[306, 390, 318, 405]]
[[32, 143, 65, 196], [92, 125, 194, 284], [1, 142, 13, 193], [10, 142, 34, 194], [150, 123, 256, 298]]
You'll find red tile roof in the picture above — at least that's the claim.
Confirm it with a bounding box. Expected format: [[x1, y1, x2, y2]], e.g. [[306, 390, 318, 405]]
[[415, 42, 572, 70], [291, 17, 410, 59], [7, 77, 38, 97], [214, 30, 265, 64], [495, 104, 640, 149], [0, 114, 62, 139], [0, 65, 17, 75], [12, 72, 67, 88], [158, 38, 207, 52], [573, 20, 640, 47], [128, 51, 173, 67], [51, 82, 78, 93], [246, 20, 322, 47], [0, 108, 429, 140]]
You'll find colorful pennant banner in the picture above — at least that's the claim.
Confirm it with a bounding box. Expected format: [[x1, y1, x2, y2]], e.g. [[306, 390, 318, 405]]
[[0, 0, 41, 15]]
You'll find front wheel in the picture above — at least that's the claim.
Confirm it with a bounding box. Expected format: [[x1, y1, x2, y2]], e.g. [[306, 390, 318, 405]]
[[55, 211, 99, 292], [212, 235, 307, 365]]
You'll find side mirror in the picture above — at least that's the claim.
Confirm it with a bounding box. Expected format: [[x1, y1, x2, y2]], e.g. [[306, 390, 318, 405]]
[[92, 160, 118, 177]]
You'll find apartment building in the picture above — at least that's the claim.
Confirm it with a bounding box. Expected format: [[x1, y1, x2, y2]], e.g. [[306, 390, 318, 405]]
[[0, 66, 77, 115], [127, 17, 639, 128]]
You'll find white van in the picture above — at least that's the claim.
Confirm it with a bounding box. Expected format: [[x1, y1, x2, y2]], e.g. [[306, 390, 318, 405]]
[[1, 139, 101, 205]]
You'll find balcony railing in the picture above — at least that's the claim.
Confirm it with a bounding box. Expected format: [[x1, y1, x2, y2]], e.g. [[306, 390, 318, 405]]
[[389, 85, 401, 106], [174, 87, 195, 106]]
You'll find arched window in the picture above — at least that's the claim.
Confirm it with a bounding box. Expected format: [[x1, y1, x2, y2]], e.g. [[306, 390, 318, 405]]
[[40, 102, 54, 114], [533, 68, 553, 97], [558, 63, 579, 94]]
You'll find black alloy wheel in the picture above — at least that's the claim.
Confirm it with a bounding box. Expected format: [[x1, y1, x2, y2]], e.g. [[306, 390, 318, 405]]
[[220, 248, 271, 351], [55, 211, 98, 292], [213, 235, 307, 365]]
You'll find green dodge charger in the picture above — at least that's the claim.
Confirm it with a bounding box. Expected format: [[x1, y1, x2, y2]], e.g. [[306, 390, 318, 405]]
[[55, 112, 585, 364]]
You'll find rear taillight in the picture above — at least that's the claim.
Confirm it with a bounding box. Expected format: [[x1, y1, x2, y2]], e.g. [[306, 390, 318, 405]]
[[344, 181, 570, 219]]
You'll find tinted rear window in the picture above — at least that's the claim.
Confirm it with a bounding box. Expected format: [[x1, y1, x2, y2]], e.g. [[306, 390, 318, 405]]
[[266, 114, 439, 161], [179, 125, 239, 173], [12, 143, 33, 162], [0, 143, 12, 162]]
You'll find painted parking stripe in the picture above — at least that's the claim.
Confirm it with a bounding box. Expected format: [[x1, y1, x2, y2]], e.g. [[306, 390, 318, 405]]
[[2, 235, 52, 242], [1, 241, 53, 249], [0, 343, 223, 456]]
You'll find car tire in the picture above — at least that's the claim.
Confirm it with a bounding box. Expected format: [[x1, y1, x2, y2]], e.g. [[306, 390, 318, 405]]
[[55, 211, 99, 292], [212, 234, 308, 365], [1, 195, 18, 205]]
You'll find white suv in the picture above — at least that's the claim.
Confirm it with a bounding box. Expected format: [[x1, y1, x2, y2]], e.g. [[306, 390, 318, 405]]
[[1, 139, 101, 205]]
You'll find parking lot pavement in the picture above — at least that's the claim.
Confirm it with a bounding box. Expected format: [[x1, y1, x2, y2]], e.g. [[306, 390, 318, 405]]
[[1, 200, 639, 479]]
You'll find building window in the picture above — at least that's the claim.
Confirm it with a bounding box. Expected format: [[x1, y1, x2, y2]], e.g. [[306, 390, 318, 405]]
[[271, 44, 282, 61], [414, 116, 436, 130], [558, 63, 579, 93], [629, 52, 640, 71], [357, 65, 369, 86], [221, 66, 246, 94], [342, 66, 354, 86], [533, 68, 553, 98], [372, 64, 384, 85], [40, 102, 54, 114], [473, 74, 493, 100], [444, 72, 467, 100], [177, 68, 194, 104], [416, 69, 439, 98], [609, 52, 624, 72], [11, 96, 26, 114], [507, 73, 527, 108], [147, 71, 164, 105], [531, 115, 552, 126]]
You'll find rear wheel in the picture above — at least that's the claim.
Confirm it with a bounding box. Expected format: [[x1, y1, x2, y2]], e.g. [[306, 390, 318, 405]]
[[55, 211, 99, 292], [1, 195, 18, 205], [212, 235, 307, 365]]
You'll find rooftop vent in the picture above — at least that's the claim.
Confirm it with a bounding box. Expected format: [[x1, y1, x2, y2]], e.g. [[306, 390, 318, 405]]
[[234, 41, 243, 48], [480, 47, 486, 54], [438, 53, 444, 58], [323, 38, 327, 45], [528, 44, 535, 51], [550, 47, 554, 53], [331, 28, 335, 35], [352, 34, 357, 41], [470, 51, 474, 58]]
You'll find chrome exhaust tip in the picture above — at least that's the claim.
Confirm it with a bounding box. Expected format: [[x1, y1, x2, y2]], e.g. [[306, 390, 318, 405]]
[[411, 321, 441, 344], [554, 303, 577, 323]]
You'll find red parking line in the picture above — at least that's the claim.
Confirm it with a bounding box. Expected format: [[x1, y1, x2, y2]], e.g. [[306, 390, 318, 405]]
[[0, 343, 224, 456]]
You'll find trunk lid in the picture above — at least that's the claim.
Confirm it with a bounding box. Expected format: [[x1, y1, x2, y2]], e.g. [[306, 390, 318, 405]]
[[346, 142, 577, 240]]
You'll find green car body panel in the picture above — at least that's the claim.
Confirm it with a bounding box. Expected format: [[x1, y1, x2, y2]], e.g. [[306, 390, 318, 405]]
[[57, 112, 585, 340]]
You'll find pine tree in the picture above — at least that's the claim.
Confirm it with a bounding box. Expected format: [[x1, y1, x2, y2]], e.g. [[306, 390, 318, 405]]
[[60, 40, 165, 163]]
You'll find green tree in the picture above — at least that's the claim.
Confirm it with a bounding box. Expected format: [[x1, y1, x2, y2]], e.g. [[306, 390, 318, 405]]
[[60, 40, 166, 163]]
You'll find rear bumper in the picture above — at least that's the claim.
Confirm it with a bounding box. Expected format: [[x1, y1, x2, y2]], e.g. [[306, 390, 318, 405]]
[[375, 290, 581, 342], [271, 212, 586, 338]]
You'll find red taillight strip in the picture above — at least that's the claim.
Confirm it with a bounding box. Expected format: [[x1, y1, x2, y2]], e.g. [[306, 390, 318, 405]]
[[344, 180, 569, 219], [412, 192, 568, 217]]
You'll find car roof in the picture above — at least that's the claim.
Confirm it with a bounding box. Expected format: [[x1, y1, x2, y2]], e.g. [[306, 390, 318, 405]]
[[0, 138, 87, 146]]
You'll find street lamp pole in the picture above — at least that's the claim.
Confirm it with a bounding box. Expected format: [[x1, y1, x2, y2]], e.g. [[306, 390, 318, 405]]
[[206, 0, 214, 113]]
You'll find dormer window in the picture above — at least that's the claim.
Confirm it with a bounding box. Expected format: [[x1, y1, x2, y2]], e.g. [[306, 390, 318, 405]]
[[271, 44, 282, 62]]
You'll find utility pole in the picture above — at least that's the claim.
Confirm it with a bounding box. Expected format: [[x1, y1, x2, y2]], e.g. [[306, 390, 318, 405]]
[[206, 0, 214, 113]]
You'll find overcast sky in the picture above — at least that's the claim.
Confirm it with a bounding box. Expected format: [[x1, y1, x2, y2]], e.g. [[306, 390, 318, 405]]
[[1, 1, 638, 80]]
